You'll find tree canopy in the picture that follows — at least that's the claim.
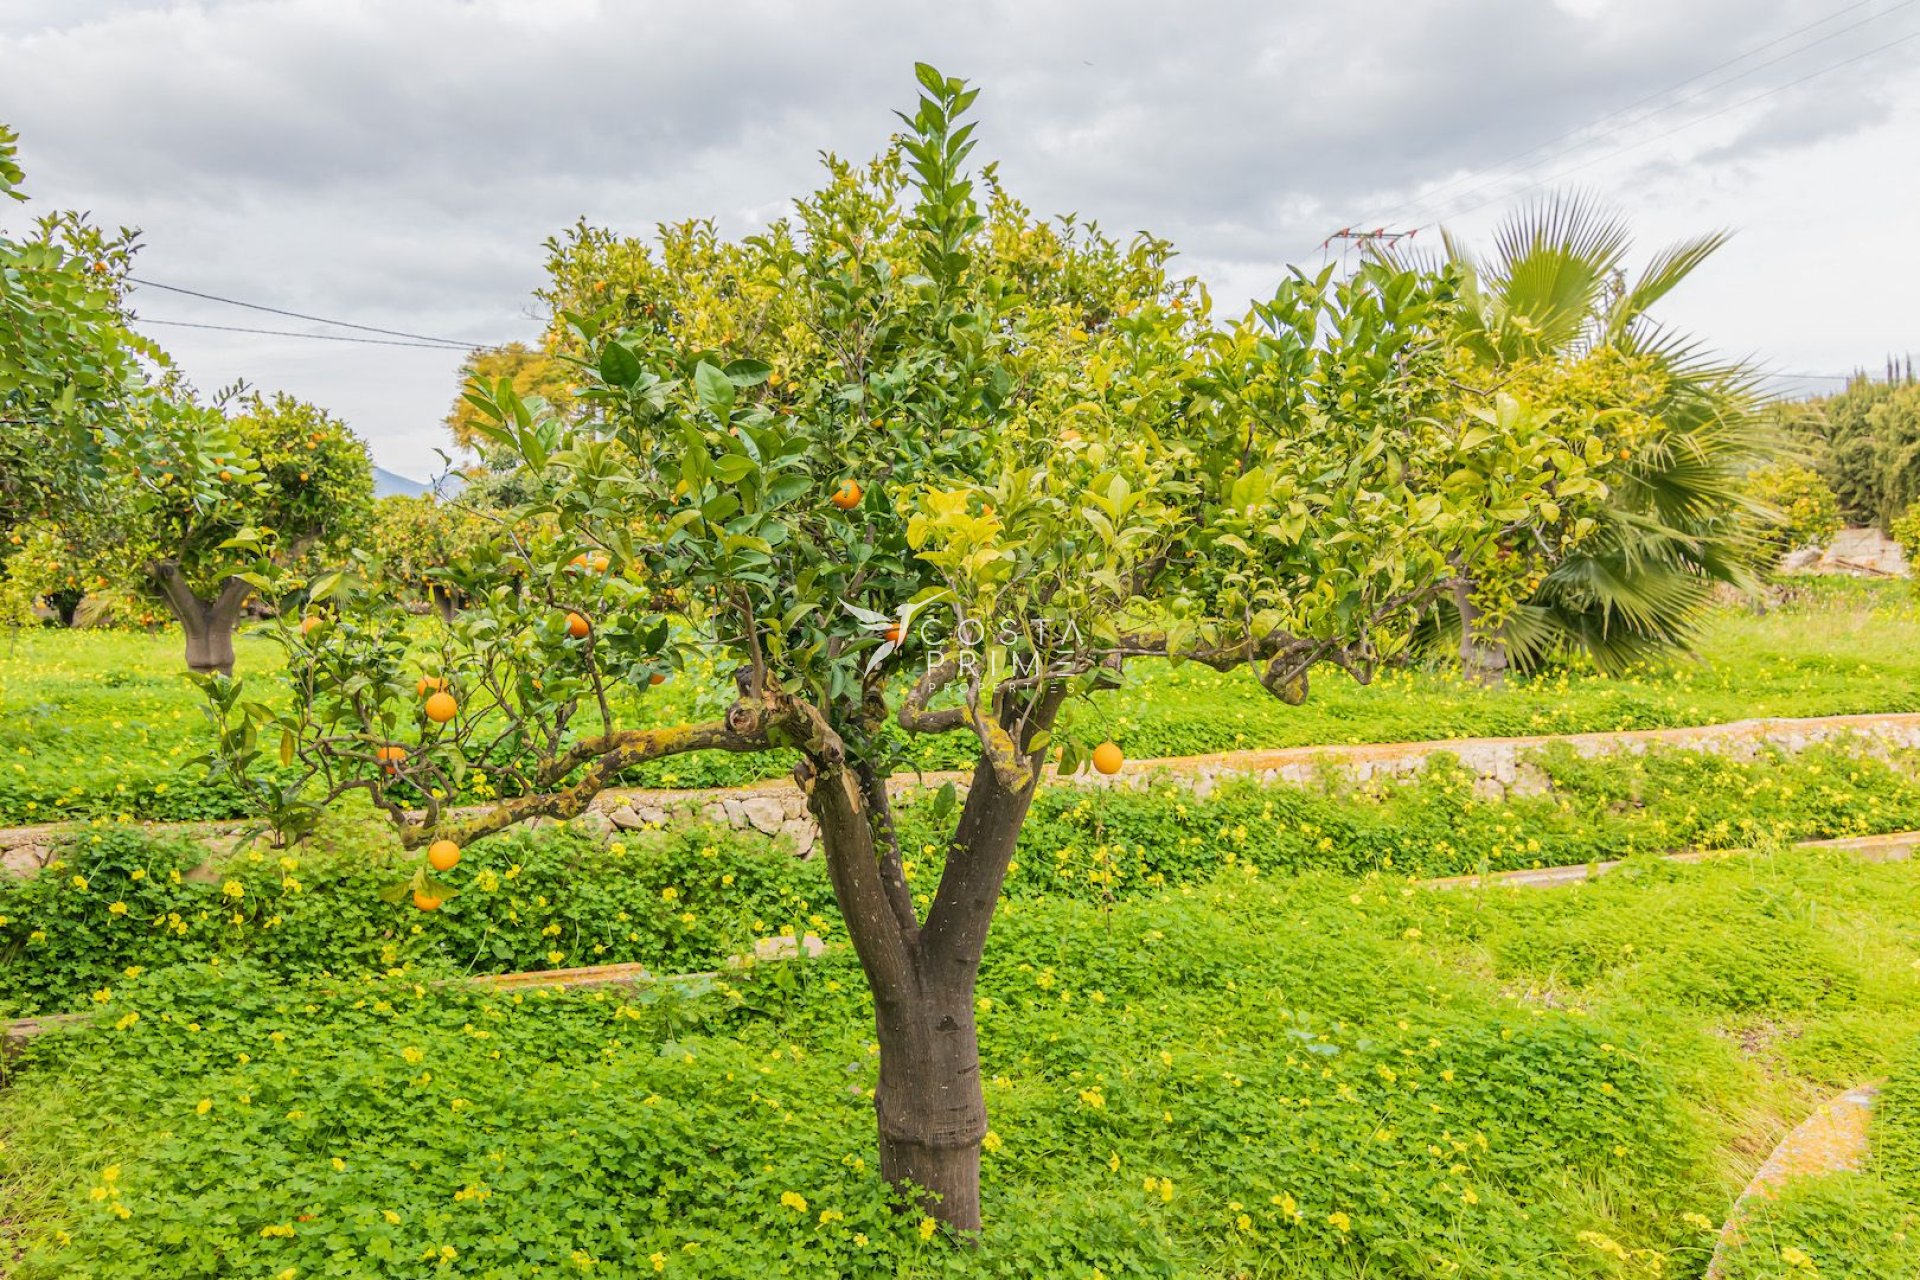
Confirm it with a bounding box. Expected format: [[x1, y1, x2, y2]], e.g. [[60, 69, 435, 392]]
[[213, 66, 1631, 1234], [84, 389, 375, 671], [0, 122, 160, 546]]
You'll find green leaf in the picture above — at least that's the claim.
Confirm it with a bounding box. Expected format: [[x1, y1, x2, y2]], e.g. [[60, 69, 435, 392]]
[[598, 341, 642, 389], [693, 361, 736, 415]]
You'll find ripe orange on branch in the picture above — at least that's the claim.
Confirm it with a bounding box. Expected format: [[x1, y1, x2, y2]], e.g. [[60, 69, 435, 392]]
[[830, 479, 863, 510], [412, 890, 444, 912], [426, 840, 461, 872], [1091, 742, 1124, 775], [416, 676, 445, 697], [424, 691, 457, 724], [566, 612, 591, 638]]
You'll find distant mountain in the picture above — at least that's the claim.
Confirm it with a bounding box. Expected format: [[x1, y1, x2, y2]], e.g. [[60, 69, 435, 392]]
[[372, 467, 430, 498]]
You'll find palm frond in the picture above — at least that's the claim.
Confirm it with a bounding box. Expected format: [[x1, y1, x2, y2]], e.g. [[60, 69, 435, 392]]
[[1609, 230, 1732, 342]]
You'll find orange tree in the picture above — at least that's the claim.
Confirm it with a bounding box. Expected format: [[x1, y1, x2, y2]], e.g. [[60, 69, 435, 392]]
[[94, 390, 374, 673], [215, 67, 1599, 1234], [369, 492, 492, 619]]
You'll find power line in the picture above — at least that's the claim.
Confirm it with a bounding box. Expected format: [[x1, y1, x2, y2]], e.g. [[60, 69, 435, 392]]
[[127, 276, 475, 349], [1360, 0, 1917, 233], [1409, 27, 1920, 230], [136, 317, 475, 351]]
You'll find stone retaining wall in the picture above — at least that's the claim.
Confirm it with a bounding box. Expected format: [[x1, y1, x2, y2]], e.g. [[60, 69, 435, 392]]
[[6, 712, 1920, 877]]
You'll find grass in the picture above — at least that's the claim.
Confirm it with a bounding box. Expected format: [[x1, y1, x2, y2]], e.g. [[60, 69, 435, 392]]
[[4, 842, 1920, 1276], [11, 738, 1920, 1020], [4, 578, 1920, 826]]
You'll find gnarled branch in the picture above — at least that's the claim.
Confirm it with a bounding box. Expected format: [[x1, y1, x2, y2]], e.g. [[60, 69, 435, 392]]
[[401, 696, 783, 848]]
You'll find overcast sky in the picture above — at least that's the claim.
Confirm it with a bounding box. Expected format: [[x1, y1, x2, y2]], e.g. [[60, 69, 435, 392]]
[[3, 0, 1917, 480]]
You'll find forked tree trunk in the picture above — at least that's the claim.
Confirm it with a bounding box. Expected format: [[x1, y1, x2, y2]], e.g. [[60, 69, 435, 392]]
[[802, 699, 1056, 1235], [1452, 579, 1508, 689], [151, 562, 253, 677]]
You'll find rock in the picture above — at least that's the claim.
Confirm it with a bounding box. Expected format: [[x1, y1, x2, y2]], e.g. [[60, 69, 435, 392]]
[[1509, 763, 1552, 798], [1814, 526, 1909, 577], [753, 933, 826, 962], [1778, 546, 1823, 574], [738, 795, 786, 835], [779, 818, 817, 858], [606, 805, 643, 830], [570, 810, 613, 838], [1471, 777, 1506, 803], [1, 844, 50, 876]]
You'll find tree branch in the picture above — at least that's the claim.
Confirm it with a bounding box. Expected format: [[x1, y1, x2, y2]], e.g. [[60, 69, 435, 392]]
[[148, 559, 206, 624], [897, 656, 968, 735], [401, 697, 779, 848], [918, 682, 1065, 973]]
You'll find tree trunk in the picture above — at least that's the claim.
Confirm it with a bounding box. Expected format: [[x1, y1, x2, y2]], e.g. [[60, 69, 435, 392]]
[[802, 692, 1061, 1236], [151, 563, 253, 677], [430, 584, 457, 624], [1452, 580, 1508, 689]]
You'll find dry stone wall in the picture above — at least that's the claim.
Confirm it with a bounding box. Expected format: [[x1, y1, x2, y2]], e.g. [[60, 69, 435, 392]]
[[6, 713, 1920, 877]]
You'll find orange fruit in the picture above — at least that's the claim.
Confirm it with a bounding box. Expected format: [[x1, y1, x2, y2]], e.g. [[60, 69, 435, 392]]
[[649, 672, 667, 686], [426, 840, 461, 872], [566, 612, 591, 639], [1091, 741, 1124, 775], [300, 616, 323, 635], [375, 744, 408, 767], [884, 624, 903, 645], [830, 479, 862, 510], [569, 553, 587, 569], [218, 469, 232, 482], [416, 676, 445, 697], [588, 552, 610, 573], [424, 691, 457, 724], [412, 889, 444, 912]]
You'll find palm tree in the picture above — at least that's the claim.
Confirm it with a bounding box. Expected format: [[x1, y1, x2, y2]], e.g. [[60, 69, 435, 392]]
[[1406, 196, 1770, 681]]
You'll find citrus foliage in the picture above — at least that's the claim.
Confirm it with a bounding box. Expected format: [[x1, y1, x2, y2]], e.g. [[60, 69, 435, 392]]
[[443, 341, 576, 451], [368, 494, 491, 600], [225, 67, 1590, 850], [90, 390, 375, 601], [1746, 461, 1842, 561], [0, 123, 159, 547]]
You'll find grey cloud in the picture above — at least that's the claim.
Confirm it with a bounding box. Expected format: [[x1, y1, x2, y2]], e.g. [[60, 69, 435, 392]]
[[3, 0, 1915, 475]]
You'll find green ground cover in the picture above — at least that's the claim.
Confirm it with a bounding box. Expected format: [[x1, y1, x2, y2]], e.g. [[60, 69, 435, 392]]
[[1708, 1037, 1920, 1279], [3, 580, 1919, 826], [4, 842, 1919, 1277], [6, 738, 1920, 1020]]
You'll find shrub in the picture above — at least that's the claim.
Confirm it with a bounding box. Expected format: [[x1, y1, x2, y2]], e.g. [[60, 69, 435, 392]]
[[1746, 461, 1842, 561]]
